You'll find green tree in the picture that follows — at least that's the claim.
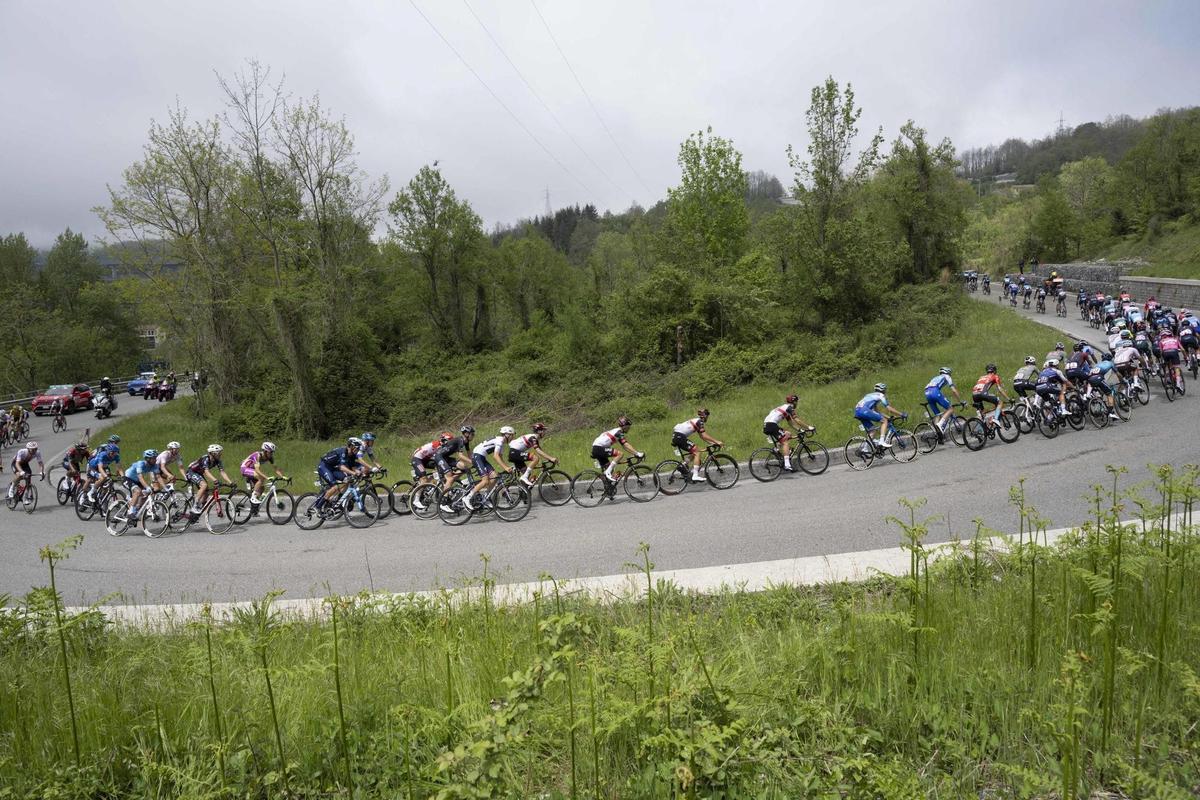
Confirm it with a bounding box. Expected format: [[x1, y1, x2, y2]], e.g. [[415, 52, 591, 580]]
[[1031, 183, 1079, 262], [38, 230, 103, 315], [661, 127, 749, 271]]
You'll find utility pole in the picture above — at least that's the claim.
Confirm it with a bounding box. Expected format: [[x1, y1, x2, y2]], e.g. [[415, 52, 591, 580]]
[[1056, 111, 1067, 137], [544, 187, 552, 217]]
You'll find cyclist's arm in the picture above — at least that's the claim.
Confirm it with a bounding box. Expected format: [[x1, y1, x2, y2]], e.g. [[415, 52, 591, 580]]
[[274, 465, 288, 479], [202, 468, 217, 484], [35, 453, 45, 477], [532, 446, 557, 463], [490, 448, 511, 473], [698, 429, 722, 447], [620, 440, 640, 457]]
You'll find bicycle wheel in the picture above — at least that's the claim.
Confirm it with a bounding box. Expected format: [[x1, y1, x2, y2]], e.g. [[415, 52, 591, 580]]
[[142, 500, 171, 538], [1162, 377, 1177, 402], [228, 490, 255, 525], [265, 488, 296, 525], [1065, 397, 1086, 430], [1036, 408, 1059, 439], [1114, 391, 1132, 420], [1086, 396, 1109, 429], [52, 418, 64, 433], [844, 436, 874, 471], [56, 476, 73, 506], [410, 483, 440, 519], [1133, 382, 1149, 406], [371, 483, 393, 519], [623, 464, 659, 502], [889, 428, 918, 462], [294, 493, 326, 530], [571, 470, 609, 508], [1177, 373, 1186, 395], [74, 490, 98, 521], [1014, 405, 1035, 434], [996, 411, 1021, 443], [536, 470, 573, 506], [963, 419, 987, 451], [438, 486, 472, 526], [389, 480, 414, 516], [204, 498, 235, 535], [948, 416, 968, 446], [795, 441, 830, 476], [345, 490, 381, 528], [704, 453, 740, 489], [104, 499, 132, 537], [655, 459, 690, 496], [913, 422, 939, 455], [20, 484, 37, 514], [493, 483, 531, 522], [748, 447, 784, 482]]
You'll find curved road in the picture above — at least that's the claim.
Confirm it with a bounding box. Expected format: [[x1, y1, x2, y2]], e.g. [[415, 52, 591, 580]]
[[1, 304, 1194, 607]]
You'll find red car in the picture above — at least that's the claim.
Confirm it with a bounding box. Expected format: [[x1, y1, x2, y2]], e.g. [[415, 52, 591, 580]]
[[32, 383, 94, 414]]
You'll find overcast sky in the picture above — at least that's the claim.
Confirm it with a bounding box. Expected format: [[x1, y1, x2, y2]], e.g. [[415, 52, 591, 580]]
[[2, 0, 1198, 247]]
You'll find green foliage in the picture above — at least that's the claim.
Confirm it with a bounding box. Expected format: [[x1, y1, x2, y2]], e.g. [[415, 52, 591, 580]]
[[661, 126, 750, 271]]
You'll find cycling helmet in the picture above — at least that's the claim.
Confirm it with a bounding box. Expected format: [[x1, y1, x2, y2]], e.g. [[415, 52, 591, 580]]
[[439, 431, 454, 443], [1120, 330, 1132, 340], [142, 448, 158, 459], [207, 444, 223, 455], [460, 425, 475, 436], [167, 441, 181, 450], [696, 407, 710, 419], [1055, 342, 1064, 350], [348, 437, 365, 448], [874, 383, 887, 393], [531, 422, 547, 434], [986, 363, 997, 374], [261, 441, 276, 453], [109, 434, 121, 443], [1073, 341, 1084, 352], [617, 415, 632, 429], [1047, 358, 1059, 367], [103, 376, 110, 381], [26, 441, 38, 450], [77, 440, 89, 449], [785, 394, 798, 405], [499, 425, 515, 436], [939, 367, 951, 375], [1024, 356, 1036, 365], [361, 432, 376, 442]]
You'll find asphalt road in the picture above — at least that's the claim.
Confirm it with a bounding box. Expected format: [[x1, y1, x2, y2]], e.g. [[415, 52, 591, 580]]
[[1, 303, 1194, 607]]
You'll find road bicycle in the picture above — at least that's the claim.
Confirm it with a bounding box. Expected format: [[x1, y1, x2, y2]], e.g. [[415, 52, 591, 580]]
[[1035, 292, 1046, 314], [1186, 348, 1200, 381], [4, 473, 42, 514], [51, 410, 67, 433], [294, 474, 382, 530], [437, 468, 531, 525], [912, 402, 968, 454], [748, 428, 830, 481], [104, 492, 171, 538], [655, 444, 740, 495], [963, 408, 1020, 451], [571, 454, 659, 508], [1115, 373, 1149, 408], [844, 416, 918, 472], [1159, 363, 1185, 402], [171, 480, 239, 535], [1055, 294, 1068, 317], [74, 476, 129, 521], [50, 467, 84, 506], [234, 475, 295, 525], [501, 459, 573, 506]]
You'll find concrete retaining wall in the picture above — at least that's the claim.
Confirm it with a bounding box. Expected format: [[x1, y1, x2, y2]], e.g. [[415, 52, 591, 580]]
[[1123, 276, 1200, 309], [995, 261, 1200, 308]]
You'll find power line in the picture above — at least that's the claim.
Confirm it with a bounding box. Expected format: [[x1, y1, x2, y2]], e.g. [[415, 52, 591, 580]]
[[462, 0, 631, 201], [407, 0, 593, 196], [529, 0, 652, 198]]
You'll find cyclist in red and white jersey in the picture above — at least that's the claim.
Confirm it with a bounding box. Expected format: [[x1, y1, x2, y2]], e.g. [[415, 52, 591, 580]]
[[762, 395, 814, 472], [509, 423, 558, 487], [971, 364, 1012, 426], [591, 416, 642, 482], [671, 408, 723, 482], [7, 441, 43, 500]]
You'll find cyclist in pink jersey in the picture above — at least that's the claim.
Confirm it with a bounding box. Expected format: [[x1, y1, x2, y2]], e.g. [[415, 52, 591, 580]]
[[241, 442, 289, 507]]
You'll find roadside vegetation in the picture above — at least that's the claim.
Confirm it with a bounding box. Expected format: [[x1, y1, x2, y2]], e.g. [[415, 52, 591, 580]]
[[97, 294, 1058, 477], [1103, 219, 1200, 279], [4, 467, 1198, 798]]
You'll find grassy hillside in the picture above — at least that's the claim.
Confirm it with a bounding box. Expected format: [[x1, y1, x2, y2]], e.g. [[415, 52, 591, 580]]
[[1104, 218, 1200, 278], [99, 297, 1064, 478]]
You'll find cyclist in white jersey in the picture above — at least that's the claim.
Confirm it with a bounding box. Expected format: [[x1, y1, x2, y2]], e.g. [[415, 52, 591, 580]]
[[671, 408, 723, 482], [509, 422, 558, 487], [591, 416, 643, 482], [762, 395, 814, 472], [463, 426, 515, 509], [155, 441, 185, 489]]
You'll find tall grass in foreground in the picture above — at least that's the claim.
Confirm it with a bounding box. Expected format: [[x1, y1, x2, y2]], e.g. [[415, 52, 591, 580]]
[[2, 466, 1198, 798]]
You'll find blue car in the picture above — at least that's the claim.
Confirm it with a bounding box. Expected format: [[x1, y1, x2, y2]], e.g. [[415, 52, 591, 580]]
[[127, 372, 157, 396]]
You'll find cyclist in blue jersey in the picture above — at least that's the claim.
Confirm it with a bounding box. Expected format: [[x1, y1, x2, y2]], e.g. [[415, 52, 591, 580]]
[[1086, 354, 1120, 420], [315, 437, 366, 510], [854, 383, 907, 448], [123, 449, 160, 519], [81, 437, 122, 507], [923, 368, 961, 431]]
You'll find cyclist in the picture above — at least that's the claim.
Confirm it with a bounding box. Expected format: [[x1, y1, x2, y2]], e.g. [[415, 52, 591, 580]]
[[462, 426, 515, 510], [1035, 284, 1047, 311], [123, 449, 160, 521], [1012, 356, 1039, 399], [412, 432, 451, 484], [672, 408, 724, 482], [7, 441, 44, 501], [357, 432, 384, 472], [155, 441, 185, 489], [241, 442, 288, 508], [315, 438, 366, 511], [854, 383, 905, 448], [591, 416, 643, 483], [1086, 354, 1120, 420], [1180, 313, 1199, 365], [186, 444, 233, 518], [1044, 341, 1067, 365], [1113, 342, 1143, 390], [1007, 280, 1019, 306], [763, 394, 815, 472], [49, 396, 65, 424], [1158, 328, 1184, 389], [61, 438, 91, 486], [923, 368, 962, 431], [81, 436, 121, 506], [971, 364, 1012, 427], [981, 273, 990, 293], [1064, 342, 1094, 390], [434, 426, 475, 494], [1036, 359, 1069, 414], [509, 423, 558, 487], [1022, 279, 1034, 308]]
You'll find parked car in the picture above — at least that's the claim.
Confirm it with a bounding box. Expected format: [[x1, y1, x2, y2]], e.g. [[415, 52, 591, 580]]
[[32, 383, 93, 414], [127, 372, 157, 396]]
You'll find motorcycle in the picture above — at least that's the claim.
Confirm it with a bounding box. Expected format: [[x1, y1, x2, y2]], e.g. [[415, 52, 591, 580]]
[[94, 392, 118, 419], [157, 380, 176, 402]]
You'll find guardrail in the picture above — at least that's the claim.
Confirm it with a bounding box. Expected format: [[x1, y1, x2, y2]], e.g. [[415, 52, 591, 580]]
[[0, 370, 194, 408]]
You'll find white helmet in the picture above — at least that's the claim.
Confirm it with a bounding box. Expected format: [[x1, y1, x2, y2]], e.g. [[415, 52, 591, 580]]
[[499, 425, 515, 436], [261, 441, 276, 453], [207, 444, 223, 455], [167, 441, 181, 450]]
